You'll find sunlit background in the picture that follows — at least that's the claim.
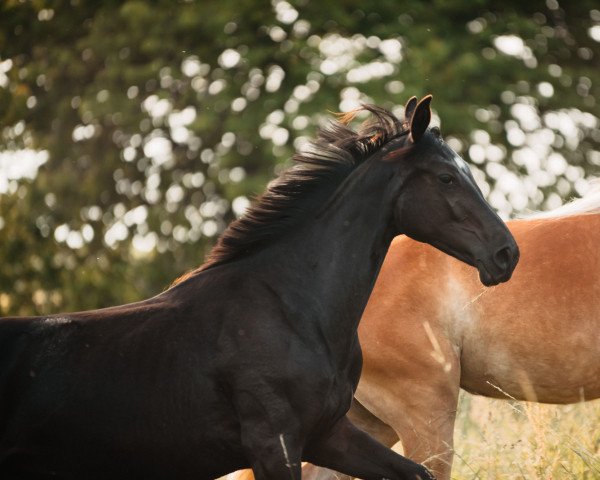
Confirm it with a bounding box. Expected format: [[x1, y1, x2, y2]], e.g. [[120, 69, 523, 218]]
[[0, 0, 598, 316]]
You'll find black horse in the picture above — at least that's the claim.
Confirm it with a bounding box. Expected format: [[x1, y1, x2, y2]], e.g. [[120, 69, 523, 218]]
[[0, 96, 518, 480]]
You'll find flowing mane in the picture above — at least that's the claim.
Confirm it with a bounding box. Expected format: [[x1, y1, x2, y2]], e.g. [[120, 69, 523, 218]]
[[523, 179, 600, 219], [174, 105, 409, 283]]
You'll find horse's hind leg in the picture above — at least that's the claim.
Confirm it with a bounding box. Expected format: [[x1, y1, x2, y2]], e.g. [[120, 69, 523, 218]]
[[304, 415, 433, 480], [347, 398, 399, 447]]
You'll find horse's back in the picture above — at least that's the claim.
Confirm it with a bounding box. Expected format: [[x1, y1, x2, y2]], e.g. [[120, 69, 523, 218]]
[[0, 317, 37, 394], [0, 294, 246, 479], [0, 316, 35, 356]]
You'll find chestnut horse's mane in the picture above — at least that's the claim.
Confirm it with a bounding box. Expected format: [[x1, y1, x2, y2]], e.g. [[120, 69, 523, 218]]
[[522, 178, 600, 219]]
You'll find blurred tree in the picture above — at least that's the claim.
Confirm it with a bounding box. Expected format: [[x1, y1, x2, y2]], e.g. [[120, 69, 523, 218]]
[[0, 0, 598, 315]]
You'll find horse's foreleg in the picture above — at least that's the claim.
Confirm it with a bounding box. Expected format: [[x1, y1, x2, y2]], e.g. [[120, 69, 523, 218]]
[[287, 401, 401, 480], [304, 415, 434, 480], [235, 391, 302, 480], [287, 402, 401, 480], [240, 430, 302, 480], [392, 405, 456, 480], [356, 347, 460, 480]]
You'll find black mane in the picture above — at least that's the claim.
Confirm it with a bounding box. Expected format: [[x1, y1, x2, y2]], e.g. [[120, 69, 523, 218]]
[[178, 105, 408, 280]]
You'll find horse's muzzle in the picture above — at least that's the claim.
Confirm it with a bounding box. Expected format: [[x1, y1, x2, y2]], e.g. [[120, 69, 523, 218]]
[[477, 241, 520, 286]]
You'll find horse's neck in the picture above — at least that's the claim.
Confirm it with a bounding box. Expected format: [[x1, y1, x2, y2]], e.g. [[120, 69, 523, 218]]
[[262, 161, 398, 344]]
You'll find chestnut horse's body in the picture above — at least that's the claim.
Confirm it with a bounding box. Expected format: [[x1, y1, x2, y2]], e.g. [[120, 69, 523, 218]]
[[230, 188, 599, 480], [356, 197, 600, 479]]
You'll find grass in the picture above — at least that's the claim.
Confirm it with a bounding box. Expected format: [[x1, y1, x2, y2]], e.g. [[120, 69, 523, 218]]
[[219, 392, 600, 479], [451, 392, 600, 479]]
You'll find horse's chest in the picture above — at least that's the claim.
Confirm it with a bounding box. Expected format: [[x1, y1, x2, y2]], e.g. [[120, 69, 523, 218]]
[[317, 374, 355, 421]]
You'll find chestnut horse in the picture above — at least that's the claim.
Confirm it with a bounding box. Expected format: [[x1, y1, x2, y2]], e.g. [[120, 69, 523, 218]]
[[354, 187, 600, 479], [0, 97, 518, 479], [231, 184, 599, 480]]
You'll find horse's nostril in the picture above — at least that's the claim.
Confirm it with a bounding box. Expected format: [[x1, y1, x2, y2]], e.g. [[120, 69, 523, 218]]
[[494, 246, 511, 269]]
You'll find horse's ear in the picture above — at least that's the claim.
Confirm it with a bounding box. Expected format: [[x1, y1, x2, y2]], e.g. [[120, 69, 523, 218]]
[[409, 94, 432, 143], [404, 96, 418, 123]]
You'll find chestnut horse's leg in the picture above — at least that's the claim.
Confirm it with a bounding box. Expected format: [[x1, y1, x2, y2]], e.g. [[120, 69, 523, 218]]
[[347, 398, 399, 447], [300, 463, 345, 480], [356, 346, 461, 480], [304, 415, 434, 480], [393, 403, 457, 480]]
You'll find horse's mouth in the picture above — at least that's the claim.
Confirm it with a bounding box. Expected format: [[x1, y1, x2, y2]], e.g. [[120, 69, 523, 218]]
[[477, 262, 499, 287], [476, 260, 512, 287]]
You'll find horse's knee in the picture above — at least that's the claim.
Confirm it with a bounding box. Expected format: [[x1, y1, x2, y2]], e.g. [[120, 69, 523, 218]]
[[242, 433, 301, 480]]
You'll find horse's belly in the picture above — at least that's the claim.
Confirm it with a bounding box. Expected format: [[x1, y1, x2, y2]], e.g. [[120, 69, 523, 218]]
[[460, 328, 600, 403], [0, 425, 246, 480], [0, 363, 245, 479]]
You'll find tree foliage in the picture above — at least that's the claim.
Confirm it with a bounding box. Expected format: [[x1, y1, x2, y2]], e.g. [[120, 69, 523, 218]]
[[0, 0, 598, 315]]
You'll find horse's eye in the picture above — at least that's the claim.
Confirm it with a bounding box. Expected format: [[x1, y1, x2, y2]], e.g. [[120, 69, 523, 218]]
[[438, 174, 454, 185]]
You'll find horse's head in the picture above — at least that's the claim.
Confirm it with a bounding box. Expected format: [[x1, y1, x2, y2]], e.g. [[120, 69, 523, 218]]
[[389, 95, 519, 286]]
